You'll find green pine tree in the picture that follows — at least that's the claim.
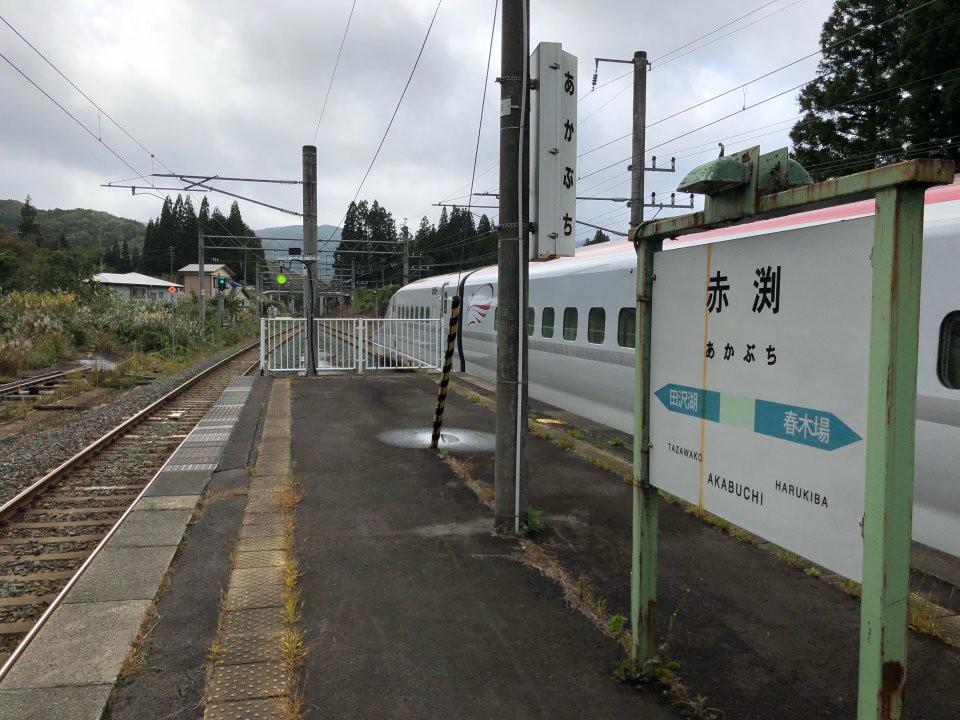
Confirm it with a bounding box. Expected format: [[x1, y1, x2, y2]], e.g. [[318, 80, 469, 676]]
[[585, 229, 610, 246]]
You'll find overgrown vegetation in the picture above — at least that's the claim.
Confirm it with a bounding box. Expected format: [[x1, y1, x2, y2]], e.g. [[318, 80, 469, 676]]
[[0, 289, 256, 373]]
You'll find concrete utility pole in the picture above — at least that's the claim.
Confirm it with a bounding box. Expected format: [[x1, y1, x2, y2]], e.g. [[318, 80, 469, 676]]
[[303, 145, 318, 376], [494, 0, 529, 532], [402, 220, 410, 286], [630, 51, 647, 234], [198, 226, 205, 323], [255, 259, 262, 318], [627, 49, 658, 668]]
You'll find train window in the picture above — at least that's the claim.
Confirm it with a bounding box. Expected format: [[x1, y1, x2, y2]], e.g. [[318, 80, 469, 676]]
[[617, 308, 636, 348], [938, 311, 960, 389], [588, 307, 606, 344], [527, 308, 535, 336], [563, 307, 578, 341], [542, 307, 555, 338], [426, 307, 432, 319]]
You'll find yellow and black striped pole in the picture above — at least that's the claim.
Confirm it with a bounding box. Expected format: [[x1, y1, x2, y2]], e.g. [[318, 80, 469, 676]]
[[431, 296, 461, 449]]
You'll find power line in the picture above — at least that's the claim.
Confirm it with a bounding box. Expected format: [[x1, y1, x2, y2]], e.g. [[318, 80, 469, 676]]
[[324, 0, 443, 242], [0, 14, 176, 177], [654, 0, 808, 70], [311, 0, 358, 144], [653, 0, 783, 64], [576, 0, 941, 162]]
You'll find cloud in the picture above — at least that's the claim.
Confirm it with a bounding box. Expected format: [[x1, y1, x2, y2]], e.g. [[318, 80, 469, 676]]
[[0, 0, 835, 237]]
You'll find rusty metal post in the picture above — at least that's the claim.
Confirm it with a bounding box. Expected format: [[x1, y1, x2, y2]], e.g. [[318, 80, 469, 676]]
[[857, 185, 926, 720], [431, 296, 461, 449]]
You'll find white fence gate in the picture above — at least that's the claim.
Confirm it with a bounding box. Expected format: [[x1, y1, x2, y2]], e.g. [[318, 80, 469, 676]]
[[261, 317, 443, 374]]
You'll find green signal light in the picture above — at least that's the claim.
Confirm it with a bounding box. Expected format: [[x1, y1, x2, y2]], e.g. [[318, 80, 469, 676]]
[[277, 274, 287, 285]]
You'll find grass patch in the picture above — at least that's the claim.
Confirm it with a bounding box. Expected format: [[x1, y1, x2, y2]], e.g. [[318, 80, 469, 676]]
[[803, 566, 822, 579], [568, 427, 584, 440], [277, 483, 303, 511], [908, 593, 946, 639], [277, 472, 307, 720], [118, 602, 159, 679], [834, 577, 862, 598], [521, 506, 546, 537], [775, 548, 806, 569], [444, 455, 494, 508], [606, 612, 627, 636], [608, 435, 626, 447]]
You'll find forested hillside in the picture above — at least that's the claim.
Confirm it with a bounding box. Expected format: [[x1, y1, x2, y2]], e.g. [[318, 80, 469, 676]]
[[0, 198, 144, 250]]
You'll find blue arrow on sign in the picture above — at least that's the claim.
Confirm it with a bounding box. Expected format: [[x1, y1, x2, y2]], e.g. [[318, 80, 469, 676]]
[[655, 383, 861, 452], [753, 399, 861, 451]]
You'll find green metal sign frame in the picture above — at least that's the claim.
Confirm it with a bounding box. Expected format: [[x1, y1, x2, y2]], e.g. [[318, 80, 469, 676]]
[[630, 156, 954, 720]]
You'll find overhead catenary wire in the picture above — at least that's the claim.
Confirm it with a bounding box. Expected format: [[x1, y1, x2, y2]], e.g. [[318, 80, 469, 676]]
[[0, 48, 165, 195], [458, 0, 499, 286], [0, 13, 176, 177], [324, 0, 443, 243], [311, 0, 358, 144]]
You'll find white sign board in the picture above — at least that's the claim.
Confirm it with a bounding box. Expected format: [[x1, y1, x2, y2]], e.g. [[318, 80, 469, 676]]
[[530, 42, 577, 259], [650, 217, 874, 581]]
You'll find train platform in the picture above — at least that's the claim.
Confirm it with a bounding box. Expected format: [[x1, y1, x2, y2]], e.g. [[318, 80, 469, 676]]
[[2, 369, 957, 719]]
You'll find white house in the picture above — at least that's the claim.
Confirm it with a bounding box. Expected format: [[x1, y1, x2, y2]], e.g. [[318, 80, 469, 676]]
[[92, 272, 182, 302]]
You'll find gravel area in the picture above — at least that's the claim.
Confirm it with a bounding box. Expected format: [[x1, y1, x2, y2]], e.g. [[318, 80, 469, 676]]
[[0, 339, 256, 507]]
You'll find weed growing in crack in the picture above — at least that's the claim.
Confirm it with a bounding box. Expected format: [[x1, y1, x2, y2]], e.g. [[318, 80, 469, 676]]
[[521, 506, 546, 537]]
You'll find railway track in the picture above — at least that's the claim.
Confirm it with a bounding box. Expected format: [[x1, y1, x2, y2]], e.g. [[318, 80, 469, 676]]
[[0, 340, 266, 666], [0, 367, 88, 403]]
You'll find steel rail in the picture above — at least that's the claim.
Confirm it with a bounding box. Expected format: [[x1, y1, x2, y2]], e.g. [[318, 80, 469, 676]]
[[0, 337, 269, 683], [0, 340, 257, 523], [0, 368, 85, 398]]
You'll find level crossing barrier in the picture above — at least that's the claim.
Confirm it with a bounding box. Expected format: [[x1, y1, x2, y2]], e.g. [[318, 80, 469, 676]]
[[260, 317, 442, 374]]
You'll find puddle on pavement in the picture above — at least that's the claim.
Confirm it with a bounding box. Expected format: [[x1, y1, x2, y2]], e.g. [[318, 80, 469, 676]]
[[377, 427, 495, 452]]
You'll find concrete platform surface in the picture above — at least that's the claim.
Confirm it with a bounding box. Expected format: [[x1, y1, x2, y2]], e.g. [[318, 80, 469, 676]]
[[0, 374, 266, 720], [293, 374, 960, 720], [293, 376, 671, 720], [0, 599, 151, 690]]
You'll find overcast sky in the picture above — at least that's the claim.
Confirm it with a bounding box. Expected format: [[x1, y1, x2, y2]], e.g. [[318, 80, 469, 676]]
[[0, 0, 835, 242]]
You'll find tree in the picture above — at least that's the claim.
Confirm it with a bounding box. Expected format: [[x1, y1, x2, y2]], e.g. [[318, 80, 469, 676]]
[[105, 240, 121, 271], [585, 229, 610, 246], [120, 239, 132, 273], [17, 195, 41, 243], [892, 2, 960, 165], [790, 0, 960, 179]]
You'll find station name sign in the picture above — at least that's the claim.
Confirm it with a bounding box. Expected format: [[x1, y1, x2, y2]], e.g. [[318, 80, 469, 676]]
[[529, 42, 577, 259], [650, 218, 874, 581]]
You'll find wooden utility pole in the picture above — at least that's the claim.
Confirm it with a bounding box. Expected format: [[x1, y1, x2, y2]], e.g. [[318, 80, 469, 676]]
[[494, 0, 529, 532]]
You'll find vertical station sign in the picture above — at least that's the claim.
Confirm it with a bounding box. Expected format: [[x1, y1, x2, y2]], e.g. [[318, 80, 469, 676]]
[[529, 42, 577, 259], [650, 217, 875, 581]]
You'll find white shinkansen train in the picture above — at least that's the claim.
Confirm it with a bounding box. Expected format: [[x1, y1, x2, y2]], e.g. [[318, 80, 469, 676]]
[[386, 182, 960, 559]]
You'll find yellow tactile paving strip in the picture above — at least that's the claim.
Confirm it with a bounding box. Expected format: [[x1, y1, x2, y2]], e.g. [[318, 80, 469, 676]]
[[204, 379, 293, 719]]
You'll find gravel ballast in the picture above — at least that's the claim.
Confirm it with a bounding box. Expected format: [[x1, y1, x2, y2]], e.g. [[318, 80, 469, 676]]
[[0, 340, 257, 506]]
